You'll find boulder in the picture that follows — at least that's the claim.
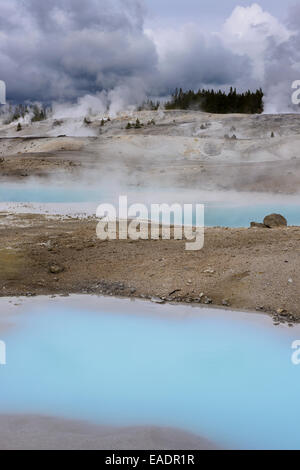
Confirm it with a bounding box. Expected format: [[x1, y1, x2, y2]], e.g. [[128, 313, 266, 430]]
[[263, 214, 287, 228]]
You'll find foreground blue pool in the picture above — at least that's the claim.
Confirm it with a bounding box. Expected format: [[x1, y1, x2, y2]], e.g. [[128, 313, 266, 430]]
[[1, 183, 300, 227], [0, 296, 300, 450]]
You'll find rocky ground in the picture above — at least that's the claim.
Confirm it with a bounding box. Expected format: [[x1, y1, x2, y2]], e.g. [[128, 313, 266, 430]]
[[0, 213, 299, 325], [0, 415, 217, 450], [1, 111, 300, 193]]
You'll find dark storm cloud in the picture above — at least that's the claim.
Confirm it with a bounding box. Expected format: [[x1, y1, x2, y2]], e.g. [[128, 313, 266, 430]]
[[0, 0, 157, 102], [0, 0, 253, 103], [25, 0, 146, 32]]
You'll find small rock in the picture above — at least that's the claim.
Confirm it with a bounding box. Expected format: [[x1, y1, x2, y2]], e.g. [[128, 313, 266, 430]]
[[288, 278, 293, 284], [204, 297, 212, 305], [203, 269, 215, 274], [276, 308, 286, 315], [49, 264, 64, 274], [222, 299, 230, 307], [250, 222, 268, 229], [151, 297, 165, 304]]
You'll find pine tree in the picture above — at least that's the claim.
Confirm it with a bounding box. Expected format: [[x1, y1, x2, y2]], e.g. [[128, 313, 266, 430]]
[[165, 88, 264, 114]]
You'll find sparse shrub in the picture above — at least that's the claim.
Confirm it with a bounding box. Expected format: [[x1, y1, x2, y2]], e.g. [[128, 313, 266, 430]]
[[135, 118, 142, 129], [84, 117, 92, 125], [101, 119, 105, 127], [126, 122, 132, 130], [271, 131, 275, 138], [17, 123, 22, 132]]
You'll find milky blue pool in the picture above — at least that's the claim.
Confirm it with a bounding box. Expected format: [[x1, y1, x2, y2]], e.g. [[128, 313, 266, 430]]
[[202, 203, 300, 227], [1, 183, 300, 227], [0, 296, 300, 450], [0, 183, 101, 204]]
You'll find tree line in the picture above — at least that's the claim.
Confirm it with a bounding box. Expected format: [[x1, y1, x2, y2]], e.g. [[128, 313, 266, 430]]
[[2, 103, 49, 124], [165, 87, 264, 114]]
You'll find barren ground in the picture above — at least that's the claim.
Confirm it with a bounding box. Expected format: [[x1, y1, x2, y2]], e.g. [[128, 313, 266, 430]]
[[0, 415, 216, 450], [1, 111, 300, 193], [0, 213, 299, 324]]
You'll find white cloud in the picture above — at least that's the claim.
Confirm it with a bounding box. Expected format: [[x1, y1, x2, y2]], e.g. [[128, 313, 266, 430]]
[[146, 23, 250, 92], [222, 3, 291, 81]]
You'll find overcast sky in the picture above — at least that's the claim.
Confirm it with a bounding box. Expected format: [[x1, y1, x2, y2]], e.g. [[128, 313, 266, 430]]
[[145, 0, 292, 27], [0, 1, 299, 112]]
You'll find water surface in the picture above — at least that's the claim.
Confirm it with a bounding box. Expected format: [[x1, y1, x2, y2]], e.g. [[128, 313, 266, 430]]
[[1, 183, 299, 227], [0, 296, 300, 450]]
